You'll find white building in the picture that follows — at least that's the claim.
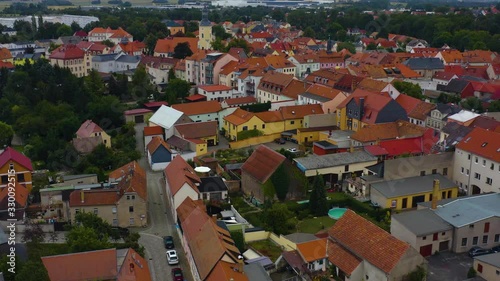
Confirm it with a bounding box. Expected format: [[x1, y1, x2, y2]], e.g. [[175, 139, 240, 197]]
[[148, 105, 192, 138], [0, 14, 98, 28], [198, 84, 235, 101], [171, 100, 222, 123], [91, 53, 140, 73], [288, 54, 320, 79], [453, 127, 500, 195]]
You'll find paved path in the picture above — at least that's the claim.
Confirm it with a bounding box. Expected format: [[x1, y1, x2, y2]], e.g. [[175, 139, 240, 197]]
[[135, 123, 193, 281]]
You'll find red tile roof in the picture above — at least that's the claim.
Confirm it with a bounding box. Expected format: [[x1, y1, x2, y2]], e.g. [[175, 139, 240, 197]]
[[185, 94, 207, 102], [199, 84, 233, 92], [0, 147, 33, 171], [42, 248, 117, 281], [176, 196, 206, 223], [328, 210, 410, 274], [174, 121, 217, 139], [147, 136, 171, 156], [124, 108, 152, 115], [143, 126, 164, 136], [0, 182, 28, 208], [154, 37, 198, 54], [0, 48, 12, 60], [118, 248, 152, 281], [76, 120, 104, 138], [456, 127, 500, 162], [116, 161, 147, 201], [351, 120, 426, 143], [408, 101, 436, 121], [241, 145, 285, 183], [395, 94, 422, 114], [206, 261, 248, 281], [69, 189, 119, 207], [224, 108, 256, 126], [364, 145, 389, 156], [143, 101, 169, 108], [172, 100, 222, 115], [327, 241, 361, 276], [279, 104, 324, 120], [164, 155, 200, 196], [49, 44, 85, 60]]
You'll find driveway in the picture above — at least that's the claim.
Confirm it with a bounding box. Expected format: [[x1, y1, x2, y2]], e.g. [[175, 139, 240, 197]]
[[135, 123, 193, 281], [427, 251, 474, 281]]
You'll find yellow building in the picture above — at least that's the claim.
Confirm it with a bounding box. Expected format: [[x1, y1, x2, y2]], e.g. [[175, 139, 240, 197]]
[[198, 6, 212, 50], [49, 45, 88, 78], [280, 104, 324, 131], [223, 108, 265, 141], [0, 147, 33, 192], [370, 175, 458, 210], [254, 111, 285, 135]]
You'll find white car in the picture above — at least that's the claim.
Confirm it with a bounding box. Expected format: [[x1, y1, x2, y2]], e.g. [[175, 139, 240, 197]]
[[167, 250, 179, 265], [287, 148, 298, 153]]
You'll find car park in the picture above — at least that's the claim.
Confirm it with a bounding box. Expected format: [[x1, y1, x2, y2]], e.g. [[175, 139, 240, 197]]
[[167, 250, 179, 265], [468, 246, 491, 257], [274, 138, 286, 144], [164, 236, 174, 249], [171, 267, 183, 281]]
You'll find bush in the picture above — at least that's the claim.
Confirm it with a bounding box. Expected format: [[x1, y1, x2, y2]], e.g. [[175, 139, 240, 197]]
[[230, 231, 245, 253], [237, 129, 263, 141], [467, 267, 477, 278]]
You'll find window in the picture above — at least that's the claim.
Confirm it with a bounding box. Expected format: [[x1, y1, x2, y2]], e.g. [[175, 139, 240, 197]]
[[391, 200, 397, 208], [126, 195, 130, 200], [482, 159, 486, 166], [290, 121, 295, 125], [131, 195, 135, 200], [242, 126, 248, 131], [422, 236, 427, 240], [112, 207, 117, 214], [129, 218, 135, 225], [17, 173, 25, 182], [486, 177, 492, 185], [75, 209, 80, 214], [0, 175, 7, 184], [461, 238, 467, 246], [473, 236, 478, 245], [482, 235, 488, 244], [491, 163, 494, 170], [93, 208, 98, 215], [442, 232, 446, 236], [262, 124, 265, 129], [420, 171, 426, 176], [475, 157, 478, 163], [443, 168, 448, 176], [466, 169, 469, 176], [495, 234, 500, 242], [129, 206, 134, 213], [433, 233, 438, 241], [470, 224, 475, 228], [477, 264, 483, 273], [344, 165, 349, 172], [432, 169, 437, 174], [112, 219, 118, 226], [474, 173, 481, 180]]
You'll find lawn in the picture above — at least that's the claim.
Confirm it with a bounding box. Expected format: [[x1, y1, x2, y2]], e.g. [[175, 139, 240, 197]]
[[247, 240, 283, 262], [297, 216, 336, 234]]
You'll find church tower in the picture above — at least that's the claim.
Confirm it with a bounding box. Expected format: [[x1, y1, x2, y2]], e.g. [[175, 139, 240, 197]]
[[198, 5, 212, 50]]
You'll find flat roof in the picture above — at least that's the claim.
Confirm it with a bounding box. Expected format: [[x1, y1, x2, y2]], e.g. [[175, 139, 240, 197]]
[[392, 208, 452, 236], [371, 174, 455, 198], [433, 193, 500, 227], [294, 151, 377, 171], [474, 252, 500, 267]]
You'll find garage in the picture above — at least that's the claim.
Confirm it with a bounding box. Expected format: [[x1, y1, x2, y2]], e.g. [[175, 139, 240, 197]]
[[124, 108, 152, 124], [439, 241, 449, 251], [207, 139, 215, 146], [420, 244, 433, 257]]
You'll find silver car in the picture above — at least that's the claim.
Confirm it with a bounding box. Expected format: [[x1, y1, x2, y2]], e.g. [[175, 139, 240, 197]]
[[167, 250, 179, 265]]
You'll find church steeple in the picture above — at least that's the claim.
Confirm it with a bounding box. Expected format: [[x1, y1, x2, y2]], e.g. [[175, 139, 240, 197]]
[[200, 5, 211, 27]]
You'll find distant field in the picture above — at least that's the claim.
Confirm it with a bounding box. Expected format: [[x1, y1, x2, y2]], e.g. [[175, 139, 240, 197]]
[[0, 0, 179, 11]]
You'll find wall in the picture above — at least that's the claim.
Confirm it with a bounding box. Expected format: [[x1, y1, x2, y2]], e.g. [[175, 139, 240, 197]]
[[304, 114, 336, 128], [144, 134, 163, 152], [70, 205, 115, 226], [270, 100, 296, 111], [376, 187, 458, 210], [229, 133, 282, 149], [241, 171, 265, 203], [172, 185, 199, 219], [225, 180, 240, 193], [303, 160, 378, 178], [0, 160, 33, 192], [453, 148, 500, 195], [244, 229, 269, 242], [116, 194, 147, 228], [390, 217, 418, 248], [474, 258, 500, 281], [11, 222, 54, 233], [453, 217, 500, 253], [269, 232, 296, 251], [388, 247, 427, 281]]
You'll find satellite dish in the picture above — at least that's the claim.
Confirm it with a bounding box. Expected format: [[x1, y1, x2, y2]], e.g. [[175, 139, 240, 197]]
[[195, 166, 211, 173]]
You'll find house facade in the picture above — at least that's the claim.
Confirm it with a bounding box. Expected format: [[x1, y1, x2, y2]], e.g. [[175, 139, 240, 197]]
[[49, 44, 88, 77], [0, 147, 33, 192], [198, 84, 235, 101], [172, 100, 222, 123], [146, 136, 172, 171], [164, 156, 200, 219], [473, 253, 500, 281]]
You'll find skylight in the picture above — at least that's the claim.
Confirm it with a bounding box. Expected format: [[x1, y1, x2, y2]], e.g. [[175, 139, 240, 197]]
[[481, 142, 488, 147]]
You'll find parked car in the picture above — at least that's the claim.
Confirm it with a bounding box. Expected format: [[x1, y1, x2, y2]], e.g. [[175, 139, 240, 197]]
[[164, 236, 174, 249], [166, 250, 179, 265], [289, 138, 298, 143], [171, 268, 183, 281], [491, 245, 500, 253], [274, 138, 286, 144], [468, 246, 491, 257], [287, 148, 298, 153]]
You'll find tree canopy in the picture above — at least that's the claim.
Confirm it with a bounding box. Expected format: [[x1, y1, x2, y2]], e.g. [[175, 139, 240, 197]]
[[309, 173, 328, 217], [173, 42, 193, 59]]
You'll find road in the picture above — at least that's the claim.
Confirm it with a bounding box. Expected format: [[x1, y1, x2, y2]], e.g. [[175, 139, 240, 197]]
[[134, 123, 193, 281]]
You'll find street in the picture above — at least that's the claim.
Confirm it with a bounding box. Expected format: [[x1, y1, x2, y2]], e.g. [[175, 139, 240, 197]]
[[135, 123, 193, 281]]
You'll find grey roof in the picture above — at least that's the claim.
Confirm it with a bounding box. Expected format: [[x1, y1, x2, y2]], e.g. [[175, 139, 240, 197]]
[[314, 141, 338, 149], [365, 162, 384, 177], [473, 252, 500, 267], [92, 53, 116, 62], [284, 233, 318, 244], [294, 151, 377, 171], [371, 174, 455, 198], [433, 193, 500, 228], [392, 208, 452, 236], [244, 263, 273, 281], [198, 177, 228, 193], [62, 174, 97, 181], [116, 55, 141, 63], [225, 163, 244, 170], [300, 92, 331, 103], [442, 79, 470, 94], [403, 57, 444, 70]]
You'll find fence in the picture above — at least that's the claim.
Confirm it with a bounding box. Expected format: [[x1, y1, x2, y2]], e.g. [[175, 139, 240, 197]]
[[243, 229, 297, 251]]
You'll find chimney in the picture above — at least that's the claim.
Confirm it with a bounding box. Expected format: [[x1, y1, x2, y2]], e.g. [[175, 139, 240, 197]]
[[359, 97, 365, 118], [80, 189, 84, 203], [431, 179, 440, 210]]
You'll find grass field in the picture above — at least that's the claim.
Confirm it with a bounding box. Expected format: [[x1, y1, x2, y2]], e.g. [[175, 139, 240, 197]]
[[297, 216, 335, 234], [247, 239, 283, 262]]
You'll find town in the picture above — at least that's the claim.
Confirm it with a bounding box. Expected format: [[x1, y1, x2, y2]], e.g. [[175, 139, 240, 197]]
[[0, 1, 499, 281]]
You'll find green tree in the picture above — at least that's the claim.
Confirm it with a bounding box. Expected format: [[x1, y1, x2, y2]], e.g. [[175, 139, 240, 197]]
[[211, 38, 225, 52], [488, 100, 500, 112], [168, 68, 176, 81], [336, 42, 356, 54], [56, 24, 72, 37], [270, 163, 289, 201], [0, 121, 14, 146], [461, 97, 484, 113], [393, 81, 424, 100], [225, 38, 250, 53], [166, 78, 190, 103], [74, 212, 113, 239], [123, 232, 145, 256], [84, 69, 105, 98], [437, 92, 461, 104], [303, 27, 316, 38], [101, 39, 115, 47], [173, 42, 193, 59], [263, 203, 295, 235], [15, 260, 49, 281], [309, 173, 328, 216], [230, 231, 245, 253], [66, 225, 112, 253], [366, 42, 377, 50], [0, 255, 22, 281], [212, 25, 231, 40], [144, 34, 158, 56]]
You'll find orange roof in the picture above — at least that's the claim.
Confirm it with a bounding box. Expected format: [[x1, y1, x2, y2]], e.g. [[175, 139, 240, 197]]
[[357, 78, 388, 92], [69, 189, 119, 207], [42, 248, 117, 281], [0, 182, 28, 208], [296, 238, 327, 262], [254, 110, 283, 123], [164, 155, 200, 196], [154, 37, 199, 54], [0, 48, 12, 60], [118, 248, 152, 281], [408, 101, 436, 121], [143, 126, 163, 136], [147, 136, 171, 155], [116, 161, 147, 201], [206, 261, 248, 281], [109, 161, 141, 182], [279, 104, 324, 120], [395, 94, 422, 114], [172, 100, 222, 116], [219, 60, 240, 75], [175, 121, 217, 139], [282, 80, 310, 100], [327, 241, 361, 275], [224, 108, 256, 126], [456, 127, 500, 162], [328, 210, 410, 274], [199, 84, 233, 92], [351, 120, 426, 143], [264, 55, 295, 69], [439, 49, 463, 63], [109, 27, 132, 38], [176, 196, 206, 223], [396, 63, 421, 78], [305, 84, 343, 100], [241, 145, 285, 183]]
